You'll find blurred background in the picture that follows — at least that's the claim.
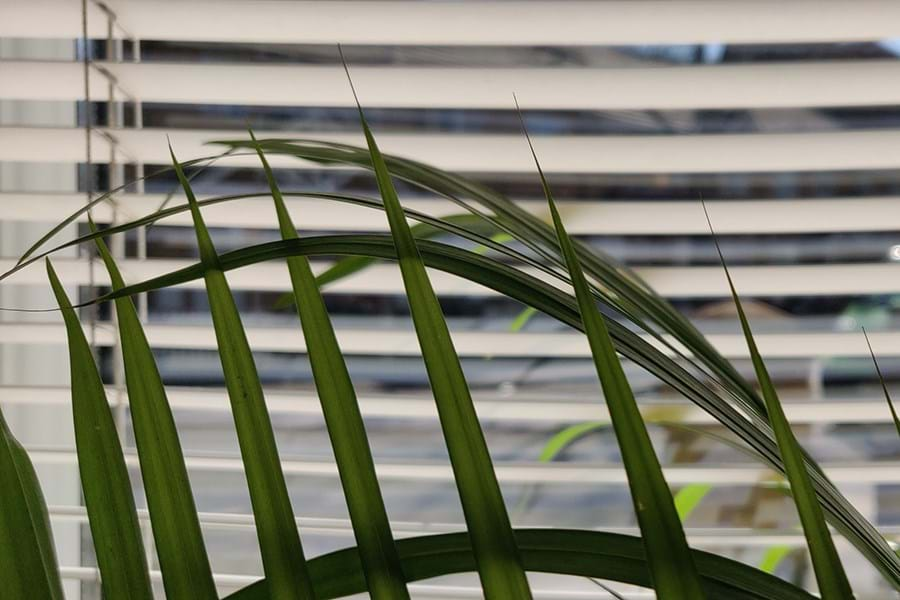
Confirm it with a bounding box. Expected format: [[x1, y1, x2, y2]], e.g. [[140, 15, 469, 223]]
[[3, 1, 900, 597]]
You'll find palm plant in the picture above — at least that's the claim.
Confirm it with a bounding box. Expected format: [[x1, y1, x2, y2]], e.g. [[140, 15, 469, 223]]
[[1, 77, 894, 598]]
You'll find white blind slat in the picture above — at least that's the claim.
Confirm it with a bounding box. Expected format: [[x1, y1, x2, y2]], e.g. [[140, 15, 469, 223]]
[[6, 193, 900, 235], [2, 321, 900, 360], [10, 59, 900, 110], [3, 256, 898, 298], [1, 385, 894, 426], [22, 447, 900, 485], [8, 126, 900, 173], [4, 0, 900, 46]]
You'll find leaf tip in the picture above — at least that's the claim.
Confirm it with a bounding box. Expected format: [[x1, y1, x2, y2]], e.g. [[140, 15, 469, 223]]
[[166, 135, 176, 161], [338, 44, 363, 114]]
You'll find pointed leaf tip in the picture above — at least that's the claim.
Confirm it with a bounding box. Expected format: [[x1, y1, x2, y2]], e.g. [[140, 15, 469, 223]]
[[712, 215, 853, 598], [48, 257, 154, 600], [863, 328, 900, 439], [354, 89, 531, 598], [538, 159, 706, 596], [255, 145, 409, 597], [93, 239, 218, 598]]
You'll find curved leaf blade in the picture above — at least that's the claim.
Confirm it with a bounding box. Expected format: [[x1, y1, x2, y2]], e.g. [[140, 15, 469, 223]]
[[250, 130, 409, 599], [71, 234, 897, 590], [170, 145, 316, 600], [16, 151, 235, 268], [225, 529, 815, 600], [14, 129, 900, 588], [46, 259, 153, 600], [279, 213, 495, 307], [1, 193, 518, 290], [92, 226, 218, 599], [270, 140, 886, 584]]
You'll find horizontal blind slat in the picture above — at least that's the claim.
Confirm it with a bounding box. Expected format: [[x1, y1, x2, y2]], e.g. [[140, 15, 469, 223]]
[[10, 59, 900, 110], [4, 0, 900, 45], [1, 386, 894, 425], [8, 126, 900, 173], [1, 321, 899, 359], [3, 256, 898, 298], [24, 447, 900, 485], [6, 193, 900, 235]]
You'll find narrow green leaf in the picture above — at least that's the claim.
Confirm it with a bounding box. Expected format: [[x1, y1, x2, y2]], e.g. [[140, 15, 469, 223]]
[[16, 151, 234, 267], [169, 144, 316, 600], [226, 528, 816, 600], [343, 57, 532, 599], [759, 546, 795, 574], [473, 232, 515, 255], [0, 404, 64, 600], [515, 421, 606, 515], [674, 484, 713, 523], [71, 233, 897, 591], [523, 110, 705, 598], [704, 205, 854, 599], [3, 193, 519, 289], [91, 223, 218, 599], [862, 328, 900, 439], [46, 259, 153, 600], [249, 130, 409, 599], [509, 306, 538, 333], [13, 130, 900, 588], [216, 138, 748, 408], [288, 213, 495, 304], [313, 214, 488, 289], [538, 421, 606, 463]]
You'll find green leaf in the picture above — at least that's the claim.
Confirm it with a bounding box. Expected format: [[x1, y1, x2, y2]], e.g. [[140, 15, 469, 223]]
[[862, 327, 900, 439], [538, 421, 606, 463], [46, 259, 153, 600], [343, 59, 531, 599], [674, 484, 713, 523], [514, 421, 606, 516], [705, 205, 854, 599], [2, 194, 518, 294], [0, 404, 64, 600], [759, 546, 795, 575], [261, 213, 494, 309], [169, 144, 317, 600], [16, 151, 234, 267], [225, 529, 816, 600], [14, 126, 900, 589], [472, 232, 515, 255], [509, 306, 538, 333], [91, 223, 218, 599], [215, 138, 747, 405], [281, 213, 495, 307], [525, 113, 705, 598], [206, 139, 900, 590], [59, 232, 899, 590], [249, 130, 409, 599]]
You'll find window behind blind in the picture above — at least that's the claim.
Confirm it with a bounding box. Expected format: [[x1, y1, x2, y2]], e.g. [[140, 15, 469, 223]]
[[3, 1, 900, 597]]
